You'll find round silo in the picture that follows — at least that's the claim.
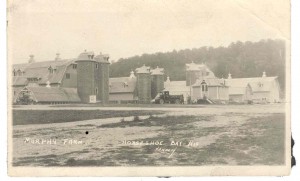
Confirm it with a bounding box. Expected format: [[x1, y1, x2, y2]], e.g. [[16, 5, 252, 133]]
[[95, 53, 110, 104], [136, 65, 151, 104], [76, 51, 96, 103], [151, 66, 164, 98]]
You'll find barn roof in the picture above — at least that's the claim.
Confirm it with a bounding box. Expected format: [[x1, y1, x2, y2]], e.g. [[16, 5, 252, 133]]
[[12, 59, 75, 86], [109, 77, 137, 93], [19, 87, 80, 102], [225, 77, 278, 92]]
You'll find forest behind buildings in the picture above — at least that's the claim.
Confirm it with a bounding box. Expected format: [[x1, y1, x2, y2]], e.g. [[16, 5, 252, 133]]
[[110, 39, 286, 92]]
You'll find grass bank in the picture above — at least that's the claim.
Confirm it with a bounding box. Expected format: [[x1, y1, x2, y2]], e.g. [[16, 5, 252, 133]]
[[12, 110, 164, 125]]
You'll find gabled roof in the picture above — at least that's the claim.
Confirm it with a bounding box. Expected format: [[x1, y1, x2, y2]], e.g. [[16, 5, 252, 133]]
[[19, 87, 80, 102], [12, 59, 75, 86], [225, 77, 278, 92], [109, 77, 137, 93]]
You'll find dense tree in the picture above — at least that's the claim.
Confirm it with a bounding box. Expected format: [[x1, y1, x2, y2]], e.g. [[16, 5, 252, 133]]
[[110, 39, 286, 90]]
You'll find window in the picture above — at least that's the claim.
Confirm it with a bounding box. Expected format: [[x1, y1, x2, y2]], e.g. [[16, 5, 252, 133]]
[[201, 81, 208, 91], [95, 63, 98, 69], [72, 64, 77, 69], [201, 84, 208, 91], [66, 73, 70, 79], [95, 87, 98, 95]]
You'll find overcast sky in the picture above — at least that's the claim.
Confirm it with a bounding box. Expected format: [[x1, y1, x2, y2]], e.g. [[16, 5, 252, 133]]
[[8, 0, 289, 64]]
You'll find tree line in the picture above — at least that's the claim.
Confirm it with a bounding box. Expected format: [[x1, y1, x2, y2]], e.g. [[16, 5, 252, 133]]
[[110, 39, 286, 90]]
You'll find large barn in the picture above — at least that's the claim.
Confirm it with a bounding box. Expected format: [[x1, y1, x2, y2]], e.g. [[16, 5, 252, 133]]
[[226, 72, 281, 103]]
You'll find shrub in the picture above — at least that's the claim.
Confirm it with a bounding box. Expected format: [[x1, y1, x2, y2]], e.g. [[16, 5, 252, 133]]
[[133, 115, 140, 122]]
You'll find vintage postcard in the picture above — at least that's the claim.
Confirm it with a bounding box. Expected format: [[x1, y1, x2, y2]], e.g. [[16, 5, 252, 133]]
[[7, 0, 291, 176]]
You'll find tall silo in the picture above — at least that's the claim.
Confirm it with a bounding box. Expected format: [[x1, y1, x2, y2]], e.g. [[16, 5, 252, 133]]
[[136, 65, 151, 104], [151, 66, 164, 98], [76, 50, 96, 103], [95, 53, 110, 104]]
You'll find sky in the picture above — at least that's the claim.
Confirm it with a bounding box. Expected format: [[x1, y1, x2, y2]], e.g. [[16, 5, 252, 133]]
[[7, 0, 290, 64]]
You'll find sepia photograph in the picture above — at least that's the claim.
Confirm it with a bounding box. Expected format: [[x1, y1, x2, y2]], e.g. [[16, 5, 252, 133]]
[[7, 0, 291, 176]]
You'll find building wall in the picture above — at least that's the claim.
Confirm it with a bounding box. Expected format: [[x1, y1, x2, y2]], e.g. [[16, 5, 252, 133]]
[[137, 73, 151, 103], [208, 87, 218, 99], [151, 75, 164, 98], [76, 61, 95, 103], [270, 79, 280, 102], [252, 92, 270, 103], [109, 93, 136, 101], [245, 86, 252, 101], [217, 86, 229, 100], [192, 86, 229, 101], [61, 64, 77, 88], [229, 94, 244, 102], [191, 86, 201, 100]]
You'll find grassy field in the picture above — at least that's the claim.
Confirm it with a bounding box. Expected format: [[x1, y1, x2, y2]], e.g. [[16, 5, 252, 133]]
[[12, 110, 164, 125], [12, 109, 286, 166]]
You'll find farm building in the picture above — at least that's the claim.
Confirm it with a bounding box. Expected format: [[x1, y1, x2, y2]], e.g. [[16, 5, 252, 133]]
[[186, 62, 215, 86], [225, 72, 280, 103], [12, 54, 77, 88], [165, 62, 229, 103], [191, 78, 229, 103], [225, 73, 253, 103], [11, 52, 281, 105], [109, 71, 138, 104], [12, 51, 110, 104]]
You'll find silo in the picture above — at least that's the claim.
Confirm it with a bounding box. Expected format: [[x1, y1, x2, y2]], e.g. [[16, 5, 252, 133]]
[[76, 51, 96, 103], [151, 66, 164, 98], [136, 65, 151, 104], [95, 53, 110, 104], [186, 62, 205, 86]]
